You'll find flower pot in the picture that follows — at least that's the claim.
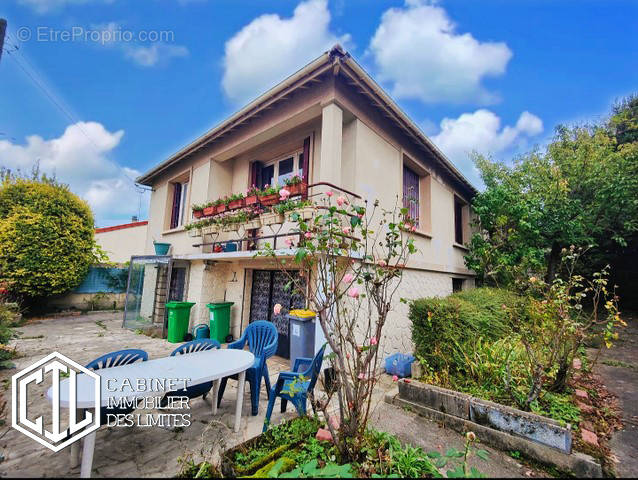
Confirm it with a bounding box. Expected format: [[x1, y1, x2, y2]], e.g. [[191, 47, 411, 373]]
[[217, 204, 228, 214], [245, 195, 259, 206], [187, 228, 202, 238], [228, 198, 245, 210], [222, 223, 240, 232], [260, 212, 285, 226], [153, 242, 171, 255], [286, 206, 315, 223], [202, 224, 219, 235], [244, 218, 262, 230], [286, 182, 307, 196], [203, 206, 216, 216], [258, 194, 279, 206], [193, 210, 204, 219]]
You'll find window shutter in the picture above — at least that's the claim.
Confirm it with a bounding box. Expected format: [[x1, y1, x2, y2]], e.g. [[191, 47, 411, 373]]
[[170, 182, 182, 229], [302, 136, 311, 183]]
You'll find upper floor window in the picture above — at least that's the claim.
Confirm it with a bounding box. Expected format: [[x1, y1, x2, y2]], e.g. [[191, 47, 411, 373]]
[[403, 165, 420, 226], [454, 196, 465, 244], [169, 180, 189, 229], [257, 151, 304, 189]]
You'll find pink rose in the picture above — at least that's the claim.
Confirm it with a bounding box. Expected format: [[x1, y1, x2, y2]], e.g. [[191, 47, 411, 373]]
[[358, 373, 365, 380], [326, 190, 333, 197], [285, 238, 294, 247], [346, 353, 351, 359], [342, 226, 351, 235], [273, 303, 282, 315], [411, 225, 417, 232], [347, 287, 359, 298], [357, 213, 363, 219], [392, 375, 399, 382], [304, 231, 313, 239], [369, 337, 378, 346], [378, 260, 387, 267], [343, 273, 354, 283], [279, 188, 290, 200], [336, 195, 347, 206]]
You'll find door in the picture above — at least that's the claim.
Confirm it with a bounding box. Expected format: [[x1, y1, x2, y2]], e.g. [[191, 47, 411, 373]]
[[249, 270, 306, 359]]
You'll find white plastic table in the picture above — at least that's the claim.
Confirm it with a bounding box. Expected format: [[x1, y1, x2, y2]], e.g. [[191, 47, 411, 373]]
[[46, 349, 254, 478]]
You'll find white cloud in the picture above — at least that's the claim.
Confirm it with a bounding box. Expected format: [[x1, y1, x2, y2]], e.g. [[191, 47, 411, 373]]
[[368, 0, 512, 104], [222, 0, 350, 104], [0, 122, 149, 226], [430, 109, 543, 185], [18, 0, 114, 14], [91, 22, 189, 67]]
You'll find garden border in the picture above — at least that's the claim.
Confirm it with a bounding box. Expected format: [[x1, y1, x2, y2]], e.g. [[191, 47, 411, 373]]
[[385, 380, 602, 478]]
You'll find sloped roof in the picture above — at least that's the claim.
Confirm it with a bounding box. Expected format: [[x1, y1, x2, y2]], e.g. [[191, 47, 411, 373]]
[[137, 45, 476, 196]]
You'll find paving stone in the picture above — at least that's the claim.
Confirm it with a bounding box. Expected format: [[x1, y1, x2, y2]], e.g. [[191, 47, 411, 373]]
[[573, 358, 582, 370], [576, 400, 595, 414], [574, 389, 589, 401], [581, 428, 599, 447], [316, 428, 333, 443]]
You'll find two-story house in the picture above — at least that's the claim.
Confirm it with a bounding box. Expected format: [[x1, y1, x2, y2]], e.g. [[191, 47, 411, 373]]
[[134, 45, 476, 357]]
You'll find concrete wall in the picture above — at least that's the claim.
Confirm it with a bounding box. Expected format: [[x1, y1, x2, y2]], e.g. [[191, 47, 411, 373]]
[[95, 222, 148, 263], [47, 292, 127, 311]]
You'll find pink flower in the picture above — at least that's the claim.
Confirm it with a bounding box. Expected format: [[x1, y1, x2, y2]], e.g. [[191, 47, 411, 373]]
[[279, 188, 291, 200], [326, 190, 334, 197], [357, 213, 363, 219], [392, 375, 399, 382], [336, 195, 347, 206], [304, 231, 313, 239], [369, 337, 378, 346], [347, 287, 359, 298], [273, 303, 282, 315], [342, 226, 351, 235], [346, 353, 351, 359], [350, 259, 355, 265], [285, 238, 294, 247], [411, 225, 417, 232], [358, 373, 365, 380], [343, 273, 354, 283], [378, 260, 387, 267]]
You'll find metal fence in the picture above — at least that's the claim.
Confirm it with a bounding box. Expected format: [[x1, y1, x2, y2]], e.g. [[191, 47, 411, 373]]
[[73, 266, 129, 294]]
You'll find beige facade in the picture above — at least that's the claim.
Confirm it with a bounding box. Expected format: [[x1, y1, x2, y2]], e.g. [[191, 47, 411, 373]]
[[95, 220, 148, 264], [136, 46, 476, 355]]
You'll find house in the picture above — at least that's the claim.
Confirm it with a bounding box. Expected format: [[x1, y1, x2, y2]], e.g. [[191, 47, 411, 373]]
[[95, 220, 148, 264], [135, 45, 476, 356]]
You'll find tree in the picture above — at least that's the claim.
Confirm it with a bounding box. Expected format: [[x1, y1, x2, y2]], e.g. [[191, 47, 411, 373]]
[[466, 95, 638, 285], [261, 190, 415, 462], [0, 169, 102, 306]]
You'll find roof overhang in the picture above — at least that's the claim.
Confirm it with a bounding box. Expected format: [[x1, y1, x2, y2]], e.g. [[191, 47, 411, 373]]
[[136, 45, 477, 196]]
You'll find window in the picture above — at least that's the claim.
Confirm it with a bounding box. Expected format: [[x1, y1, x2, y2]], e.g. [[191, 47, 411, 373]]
[[169, 180, 188, 229], [403, 166, 420, 226], [454, 197, 464, 244], [257, 151, 303, 189], [452, 278, 464, 293]]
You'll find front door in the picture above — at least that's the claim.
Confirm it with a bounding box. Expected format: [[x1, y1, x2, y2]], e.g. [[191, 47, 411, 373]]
[[249, 270, 306, 359]]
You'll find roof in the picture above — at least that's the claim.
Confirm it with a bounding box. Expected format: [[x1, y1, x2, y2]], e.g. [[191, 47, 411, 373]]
[[137, 45, 477, 196], [95, 220, 148, 234]]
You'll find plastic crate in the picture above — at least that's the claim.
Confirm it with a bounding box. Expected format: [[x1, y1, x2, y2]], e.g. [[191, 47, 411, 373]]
[[385, 353, 415, 378]]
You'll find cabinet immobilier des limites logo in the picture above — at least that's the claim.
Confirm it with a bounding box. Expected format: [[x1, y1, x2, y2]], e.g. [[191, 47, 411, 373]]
[[12, 352, 101, 452]]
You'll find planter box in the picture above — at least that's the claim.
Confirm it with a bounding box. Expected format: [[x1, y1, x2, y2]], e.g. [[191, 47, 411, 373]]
[[193, 210, 204, 219], [187, 228, 202, 238], [228, 198, 245, 210], [222, 223, 240, 232], [244, 218, 262, 230], [245, 195, 259, 206], [286, 206, 315, 222], [217, 204, 228, 214], [286, 182, 308, 196], [259, 194, 279, 206], [201, 224, 219, 235], [397, 380, 572, 453], [261, 212, 285, 226], [203, 206, 216, 216]]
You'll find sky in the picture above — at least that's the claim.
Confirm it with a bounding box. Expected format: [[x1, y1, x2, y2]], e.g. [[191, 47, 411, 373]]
[[0, 0, 636, 227]]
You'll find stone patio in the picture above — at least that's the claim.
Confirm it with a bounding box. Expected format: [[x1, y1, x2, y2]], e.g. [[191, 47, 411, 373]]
[[0, 311, 548, 478]]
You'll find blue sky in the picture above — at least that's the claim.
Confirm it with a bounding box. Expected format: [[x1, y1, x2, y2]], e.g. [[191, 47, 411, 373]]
[[0, 0, 636, 226]]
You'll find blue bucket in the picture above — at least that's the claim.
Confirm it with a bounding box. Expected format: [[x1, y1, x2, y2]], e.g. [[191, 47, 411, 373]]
[[192, 323, 210, 339], [153, 242, 171, 255]]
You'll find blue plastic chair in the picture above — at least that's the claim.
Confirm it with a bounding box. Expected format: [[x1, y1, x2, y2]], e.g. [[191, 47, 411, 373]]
[[263, 344, 326, 432], [217, 321, 278, 416], [85, 349, 148, 425], [164, 339, 221, 402]]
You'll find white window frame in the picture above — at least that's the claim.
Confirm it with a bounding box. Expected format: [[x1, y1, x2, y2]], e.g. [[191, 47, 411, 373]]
[[263, 150, 303, 187]]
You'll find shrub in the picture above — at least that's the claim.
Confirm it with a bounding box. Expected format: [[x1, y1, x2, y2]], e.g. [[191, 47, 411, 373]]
[[0, 172, 101, 305], [410, 287, 527, 375]]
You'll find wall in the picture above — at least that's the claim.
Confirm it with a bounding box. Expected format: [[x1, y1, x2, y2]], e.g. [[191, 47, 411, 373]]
[[95, 221, 148, 263]]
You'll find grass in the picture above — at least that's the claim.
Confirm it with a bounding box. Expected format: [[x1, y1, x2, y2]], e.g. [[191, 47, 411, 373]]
[[602, 359, 638, 371]]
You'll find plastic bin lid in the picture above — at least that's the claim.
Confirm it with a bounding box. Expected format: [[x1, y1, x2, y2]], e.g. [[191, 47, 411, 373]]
[[165, 301, 196, 308], [206, 302, 235, 309], [288, 309, 316, 318]]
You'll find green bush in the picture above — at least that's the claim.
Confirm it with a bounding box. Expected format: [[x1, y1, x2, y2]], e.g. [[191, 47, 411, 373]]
[[410, 287, 527, 375], [0, 173, 100, 304]]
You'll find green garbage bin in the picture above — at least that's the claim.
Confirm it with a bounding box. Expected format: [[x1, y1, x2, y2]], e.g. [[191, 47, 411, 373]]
[[206, 302, 234, 343], [166, 301, 196, 343]]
